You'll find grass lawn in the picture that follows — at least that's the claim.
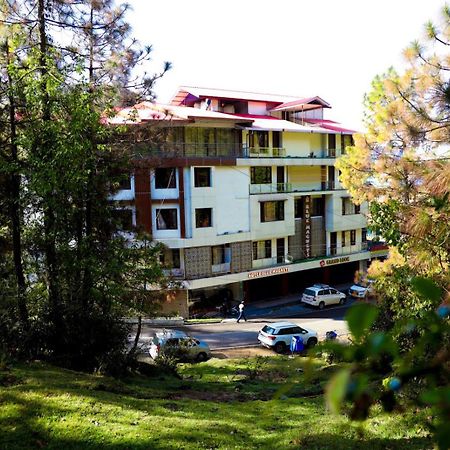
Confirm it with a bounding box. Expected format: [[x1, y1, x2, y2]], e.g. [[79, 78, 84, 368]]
[[0, 355, 432, 450]]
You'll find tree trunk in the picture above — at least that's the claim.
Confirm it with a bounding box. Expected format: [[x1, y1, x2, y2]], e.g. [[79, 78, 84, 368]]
[[6, 41, 29, 329]]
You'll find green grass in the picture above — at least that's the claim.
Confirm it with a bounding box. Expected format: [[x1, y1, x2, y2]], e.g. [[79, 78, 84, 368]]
[[0, 356, 432, 450]]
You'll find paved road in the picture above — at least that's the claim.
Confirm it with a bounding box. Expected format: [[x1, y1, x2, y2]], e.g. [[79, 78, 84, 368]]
[[139, 303, 350, 350]]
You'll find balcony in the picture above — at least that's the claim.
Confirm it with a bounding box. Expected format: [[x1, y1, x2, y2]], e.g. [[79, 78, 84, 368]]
[[249, 181, 343, 194], [244, 146, 286, 157], [133, 142, 243, 159]]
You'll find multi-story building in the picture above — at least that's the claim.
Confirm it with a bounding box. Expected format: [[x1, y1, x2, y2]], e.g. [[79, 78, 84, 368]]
[[111, 86, 384, 317]]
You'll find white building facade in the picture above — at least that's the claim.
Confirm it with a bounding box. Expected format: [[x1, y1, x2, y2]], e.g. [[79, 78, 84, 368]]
[[111, 87, 386, 317]]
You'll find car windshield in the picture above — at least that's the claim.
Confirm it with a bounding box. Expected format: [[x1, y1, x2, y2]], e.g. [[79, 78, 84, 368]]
[[304, 289, 316, 296], [261, 325, 276, 335]]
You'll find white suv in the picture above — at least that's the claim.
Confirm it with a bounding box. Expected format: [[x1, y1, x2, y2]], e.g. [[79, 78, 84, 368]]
[[301, 284, 346, 309], [258, 321, 318, 353]]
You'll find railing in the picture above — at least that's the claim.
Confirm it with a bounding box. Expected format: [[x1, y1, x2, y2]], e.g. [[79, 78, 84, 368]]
[[251, 243, 369, 270], [249, 181, 343, 194], [133, 142, 244, 159], [244, 146, 286, 157], [133, 143, 337, 159]]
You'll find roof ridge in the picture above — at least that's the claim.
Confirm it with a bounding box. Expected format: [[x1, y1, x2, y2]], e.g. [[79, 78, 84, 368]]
[[178, 85, 302, 99]]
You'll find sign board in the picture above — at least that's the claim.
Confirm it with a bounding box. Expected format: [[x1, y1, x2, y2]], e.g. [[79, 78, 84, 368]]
[[319, 256, 350, 267], [248, 267, 289, 279], [303, 195, 311, 258]]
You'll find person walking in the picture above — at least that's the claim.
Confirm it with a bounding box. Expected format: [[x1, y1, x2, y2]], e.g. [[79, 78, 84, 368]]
[[236, 300, 247, 323]]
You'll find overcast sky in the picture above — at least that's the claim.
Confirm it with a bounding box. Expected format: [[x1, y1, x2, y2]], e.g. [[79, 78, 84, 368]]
[[128, 0, 445, 130]]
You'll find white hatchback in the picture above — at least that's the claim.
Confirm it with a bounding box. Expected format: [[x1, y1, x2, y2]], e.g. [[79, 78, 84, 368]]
[[258, 321, 318, 353], [301, 285, 346, 309]]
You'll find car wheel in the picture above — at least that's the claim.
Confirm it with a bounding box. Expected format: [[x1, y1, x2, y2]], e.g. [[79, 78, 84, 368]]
[[318, 301, 325, 310], [339, 297, 345, 305], [196, 352, 208, 362], [307, 337, 318, 348], [274, 341, 286, 354]]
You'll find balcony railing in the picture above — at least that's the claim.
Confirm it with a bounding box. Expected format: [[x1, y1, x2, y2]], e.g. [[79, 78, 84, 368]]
[[244, 146, 286, 157], [132, 142, 338, 160], [252, 243, 369, 270], [133, 142, 244, 159], [249, 181, 343, 194]]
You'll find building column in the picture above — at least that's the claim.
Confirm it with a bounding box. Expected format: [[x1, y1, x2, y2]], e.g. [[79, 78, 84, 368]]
[[134, 168, 152, 233]]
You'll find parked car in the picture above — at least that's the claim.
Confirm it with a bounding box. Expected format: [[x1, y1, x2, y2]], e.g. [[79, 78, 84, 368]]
[[258, 321, 318, 353], [301, 284, 346, 309], [348, 280, 374, 299], [150, 330, 211, 362]]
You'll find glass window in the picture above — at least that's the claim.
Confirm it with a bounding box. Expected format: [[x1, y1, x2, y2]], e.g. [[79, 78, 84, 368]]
[[312, 197, 324, 216], [156, 209, 178, 230], [250, 167, 271, 184], [362, 228, 367, 243], [118, 174, 131, 190], [260, 201, 284, 222], [355, 204, 361, 214], [328, 134, 336, 150], [155, 168, 176, 189], [212, 244, 230, 265], [161, 248, 181, 268], [112, 209, 133, 231], [342, 231, 346, 247], [294, 198, 304, 219], [253, 240, 272, 259], [195, 208, 212, 228], [351, 229, 356, 245], [194, 167, 211, 187], [249, 131, 269, 148]]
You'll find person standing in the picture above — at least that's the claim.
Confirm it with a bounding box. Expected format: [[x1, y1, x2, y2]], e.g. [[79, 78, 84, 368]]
[[236, 300, 247, 323]]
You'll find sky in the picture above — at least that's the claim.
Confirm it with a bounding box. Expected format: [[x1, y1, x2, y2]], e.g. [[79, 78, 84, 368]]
[[127, 0, 445, 130]]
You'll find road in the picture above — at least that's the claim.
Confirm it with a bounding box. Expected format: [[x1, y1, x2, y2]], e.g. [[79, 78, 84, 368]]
[[139, 303, 350, 350]]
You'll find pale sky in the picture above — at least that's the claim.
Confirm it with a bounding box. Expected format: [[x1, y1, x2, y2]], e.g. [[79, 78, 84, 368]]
[[128, 0, 445, 130]]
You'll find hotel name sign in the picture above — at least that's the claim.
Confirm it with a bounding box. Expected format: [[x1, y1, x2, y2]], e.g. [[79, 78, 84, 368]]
[[248, 267, 290, 279], [320, 256, 350, 267]]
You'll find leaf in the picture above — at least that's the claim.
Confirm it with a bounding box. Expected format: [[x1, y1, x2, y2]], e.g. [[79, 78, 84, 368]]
[[326, 368, 351, 414], [410, 277, 442, 303], [345, 303, 379, 341]]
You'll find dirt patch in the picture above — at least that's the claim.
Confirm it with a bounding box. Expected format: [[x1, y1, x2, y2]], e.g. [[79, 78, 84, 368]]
[[211, 347, 274, 359]]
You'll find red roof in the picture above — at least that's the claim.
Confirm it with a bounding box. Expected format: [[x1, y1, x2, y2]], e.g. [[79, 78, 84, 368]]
[[304, 119, 357, 134]]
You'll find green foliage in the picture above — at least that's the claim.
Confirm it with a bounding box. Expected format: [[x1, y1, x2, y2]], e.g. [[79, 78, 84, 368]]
[[322, 278, 450, 449]]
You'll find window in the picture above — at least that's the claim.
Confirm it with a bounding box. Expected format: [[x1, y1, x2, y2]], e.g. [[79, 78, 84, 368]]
[[294, 198, 304, 219], [341, 134, 354, 154], [260, 201, 284, 222], [161, 248, 181, 268], [194, 167, 211, 187], [328, 134, 336, 149], [350, 229, 356, 246], [250, 166, 272, 184], [212, 244, 230, 265], [342, 231, 346, 247], [118, 174, 131, 190], [155, 168, 176, 189], [362, 228, 367, 243], [342, 198, 359, 215], [252, 240, 271, 259], [112, 209, 133, 231], [195, 208, 212, 228], [312, 197, 325, 216], [156, 209, 178, 230], [249, 131, 269, 148]]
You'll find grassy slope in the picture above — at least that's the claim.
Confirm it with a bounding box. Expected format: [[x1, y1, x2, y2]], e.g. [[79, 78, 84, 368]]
[[0, 357, 432, 450]]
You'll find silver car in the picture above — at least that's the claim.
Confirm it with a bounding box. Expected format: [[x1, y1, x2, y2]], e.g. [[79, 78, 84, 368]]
[[150, 335, 211, 362], [301, 285, 346, 309]]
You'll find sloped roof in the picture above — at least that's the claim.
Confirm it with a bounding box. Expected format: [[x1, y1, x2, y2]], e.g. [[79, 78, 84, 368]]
[[303, 119, 357, 134], [170, 86, 301, 106], [270, 96, 331, 112]]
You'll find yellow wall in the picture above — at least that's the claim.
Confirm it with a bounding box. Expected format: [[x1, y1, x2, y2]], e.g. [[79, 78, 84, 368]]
[[283, 132, 324, 156], [288, 166, 321, 184]]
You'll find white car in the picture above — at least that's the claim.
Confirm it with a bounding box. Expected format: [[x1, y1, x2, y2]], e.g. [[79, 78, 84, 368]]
[[258, 321, 318, 353], [348, 281, 374, 299], [150, 330, 211, 362], [301, 284, 346, 309]]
